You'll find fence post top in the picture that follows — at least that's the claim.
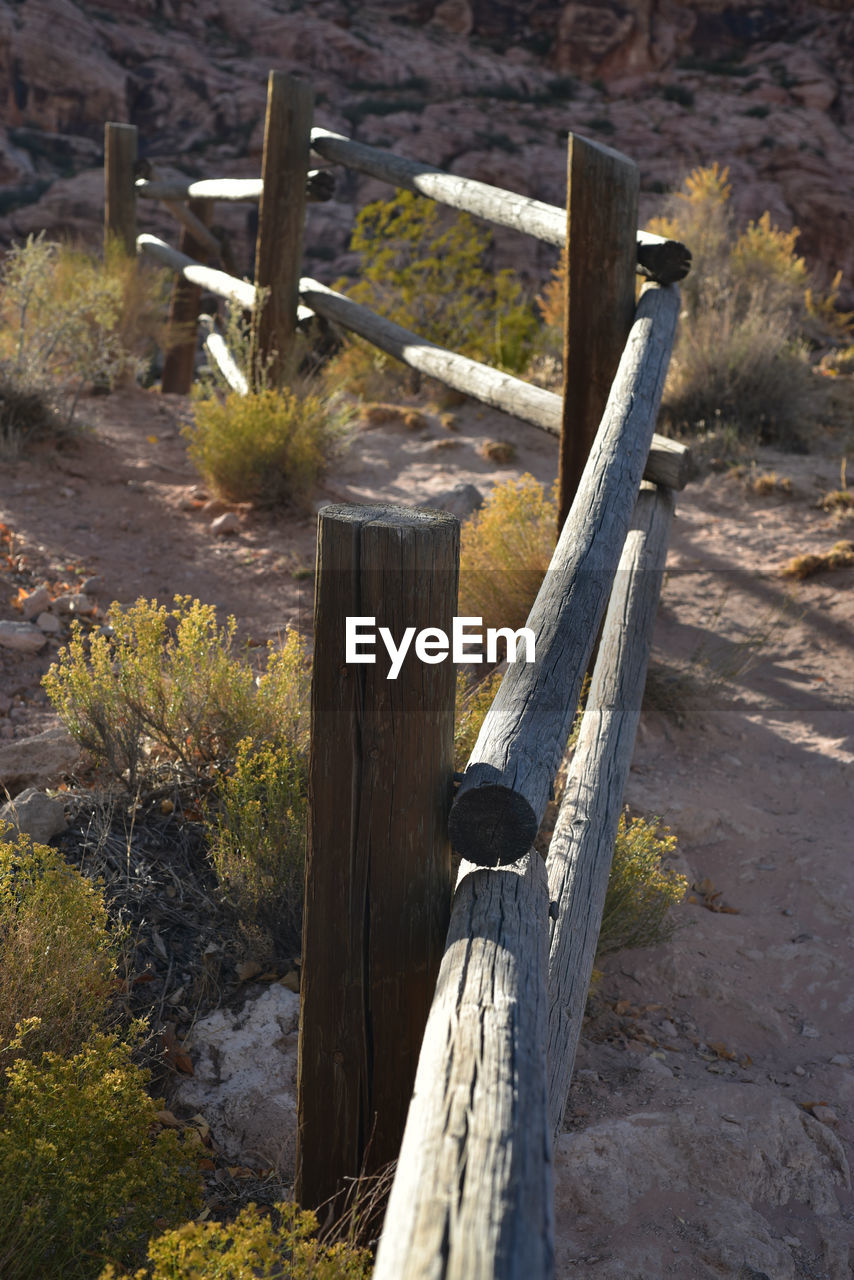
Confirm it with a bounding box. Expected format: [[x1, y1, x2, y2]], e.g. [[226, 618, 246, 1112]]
[[317, 502, 460, 530]]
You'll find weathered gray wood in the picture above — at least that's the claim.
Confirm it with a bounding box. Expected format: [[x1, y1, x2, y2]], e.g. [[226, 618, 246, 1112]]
[[104, 122, 137, 255], [374, 850, 554, 1280], [559, 133, 639, 528], [161, 197, 221, 260], [447, 284, 680, 867], [137, 234, 256, 309], [134, 169, 334, 203], [298, 277, 690, 490], [254, 72, 313, 386], [546, 483, 674, 1137], [199, 316, 249, 395], [296, 504, 458, 1214], [160, 199, 213, 395], [310, 127, 689, 283]]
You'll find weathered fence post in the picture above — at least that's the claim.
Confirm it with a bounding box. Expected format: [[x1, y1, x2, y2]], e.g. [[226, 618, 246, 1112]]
[[558, 133, 639, 530], [296, 504, 459, 1214], [254, 71, 313, 388], [104, 122, 138, 255], [160, 199, 213, 395]]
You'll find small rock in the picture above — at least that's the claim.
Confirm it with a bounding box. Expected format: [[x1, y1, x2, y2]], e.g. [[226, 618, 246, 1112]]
[[783, 1235, 801, 1248], [36, 612, 62, 634], [829, 1054, 851, 1068], [20, 586, 52, 620], [801, 1023, 821, 1039], [0, 787, 67, 843], [794, 1065, 806, 1076], [79, 576, 103, 595], [811, 1105, 839, 1126], [433, 482, 484, 521], [52, 592, 93, 615], [659, 1019, 679, 1040], [211, 512, 241, 536], [0, 725, 81, 794], [0, 620, 47, 653]]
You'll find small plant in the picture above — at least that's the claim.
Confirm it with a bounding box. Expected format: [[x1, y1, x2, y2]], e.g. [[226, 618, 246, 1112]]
[[0, 233, 171, 451], [0, 836, 121, 1067], [746, 469, 792, 496], [0, 1032, 202, 1280], [327, 189, 539, 396], [206, 738, 308, 964], [781, 539, 854, 580], [184, 386, 336, 507], [458, 474, 557, 633], [818, 459, 853, 512], [454, 668, 503, 771], [596, 812, 686, 956], [43, 597, 309, 792], [99, 1201, 372, 1280], [479, 438, 517, 464]]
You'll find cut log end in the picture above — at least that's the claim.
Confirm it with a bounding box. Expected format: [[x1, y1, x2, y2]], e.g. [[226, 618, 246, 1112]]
[[448, 784, 538, 867], [636, 238, 692, 285]]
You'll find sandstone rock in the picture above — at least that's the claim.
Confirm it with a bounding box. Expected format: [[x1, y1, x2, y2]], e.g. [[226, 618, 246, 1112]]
[[20, 585, 52, 620], [173, 984, 300, 1173], [0, 787, 67, 843], [0, 725, 81, 794], [0, 620, 47, 653], [52, 592, 93, 615], [210, 512, 241, 536]]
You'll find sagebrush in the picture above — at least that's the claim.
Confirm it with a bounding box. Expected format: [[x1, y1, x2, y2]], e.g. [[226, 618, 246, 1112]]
[[596, 812, 686, 956]]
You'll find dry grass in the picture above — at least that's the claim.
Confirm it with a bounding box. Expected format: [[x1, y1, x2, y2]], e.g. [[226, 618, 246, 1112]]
[[479, 438, 517, 464], [781, 540, 854, 580]]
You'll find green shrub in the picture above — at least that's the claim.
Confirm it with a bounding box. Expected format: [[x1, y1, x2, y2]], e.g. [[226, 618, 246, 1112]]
[[454, 668, 504, 771], [0, 233, 170, 451], [43, 598, 309, 791], [458, 474, 557, 633], [99, 1201, 372, 1280], [0, 1033, 201, 1280], [647, 163, 849, 445], [207, 738, 308, 963], [0, 836, 120, 1067], [184, 386, 335, 507], [596, 813, 687, 956], [327, 189, 539, 394]]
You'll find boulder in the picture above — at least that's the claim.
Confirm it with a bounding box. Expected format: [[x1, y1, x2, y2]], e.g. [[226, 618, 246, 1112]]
[[0, 620, 47, 654], [0, 787, 67, 843], [0, 725, 81, 794]]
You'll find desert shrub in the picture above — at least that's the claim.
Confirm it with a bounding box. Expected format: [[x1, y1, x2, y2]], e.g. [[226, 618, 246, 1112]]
[[207, 737, 308, 963], [43, 597, 309, 791], [99, 1201, 372, 1280], [0, 1032, 202, 1280], [0, 836, 121, 1067], [596, 812, 686, 956], [0, 233, 170, 450], [326, 189, 539, 394], [458, 474, 557, 633], [185, 385, 336, 507], [646, 163, 849, 445], [454, 668, 504, 771]]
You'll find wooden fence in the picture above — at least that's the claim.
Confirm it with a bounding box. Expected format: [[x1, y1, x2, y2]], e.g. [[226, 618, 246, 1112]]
[[106, 69, 691, 1279]]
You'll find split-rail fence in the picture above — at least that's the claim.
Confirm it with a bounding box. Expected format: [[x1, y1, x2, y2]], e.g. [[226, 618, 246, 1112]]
[[104, 68, 692, 1279]]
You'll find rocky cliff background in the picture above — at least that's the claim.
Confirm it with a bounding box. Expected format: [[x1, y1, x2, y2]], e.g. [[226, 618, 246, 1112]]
[[1, 0, 853, 303]]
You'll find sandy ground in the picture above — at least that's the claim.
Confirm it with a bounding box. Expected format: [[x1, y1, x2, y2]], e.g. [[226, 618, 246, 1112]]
[[1, 384, 852, 1277]]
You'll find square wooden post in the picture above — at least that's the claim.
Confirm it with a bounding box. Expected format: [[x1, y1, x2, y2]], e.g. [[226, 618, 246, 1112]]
[[104, 122, 138, 256]]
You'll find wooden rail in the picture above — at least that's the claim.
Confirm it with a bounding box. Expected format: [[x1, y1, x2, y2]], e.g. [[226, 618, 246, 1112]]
[[448, 283, 681, 866], [134, 170, 334, 204], [311, 127, 691, 285]]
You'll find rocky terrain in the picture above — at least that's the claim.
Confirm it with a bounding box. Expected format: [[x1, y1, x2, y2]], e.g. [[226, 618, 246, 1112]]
[[2, 0, 854, 304]]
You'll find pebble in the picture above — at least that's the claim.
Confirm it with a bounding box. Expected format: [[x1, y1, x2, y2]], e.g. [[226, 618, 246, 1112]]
[[80, 576, 103, 595], [829, 1054, 850, 1068], [52, 592, 93, 616], [783, 1236, 801, 1248], [659, 1019, 679, 1040], [20, 585, 52, 620], [800, 1023, 820, 1038], [811, 1105, 839, 1126], [211, 512, 241, 536], [794, 1065, 806, 1075], [0, 620, 47, 653], [36, 612, 62, 634]]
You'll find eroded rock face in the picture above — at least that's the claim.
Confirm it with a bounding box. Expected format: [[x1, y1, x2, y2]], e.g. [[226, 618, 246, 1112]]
[[1, 2, 852, 299]]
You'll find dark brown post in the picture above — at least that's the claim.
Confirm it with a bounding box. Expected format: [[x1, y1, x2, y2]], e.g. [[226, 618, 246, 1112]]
[[296, 504, 459, 1214], [254, 71, 313, 388], [104, 122, 138, 255], [160, 200, 213, 395], [558, 133, 639, 530]]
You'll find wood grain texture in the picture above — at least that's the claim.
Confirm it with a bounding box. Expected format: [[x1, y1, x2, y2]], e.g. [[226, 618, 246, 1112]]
[[135, 169, 333, 203], [254, 72, 313, 387], [374, 850, 554, 1280], [298, 277, 690, 489], [296, 504, 458, 1213], [104, 122, 137, 255], [545, 483, 674, 1136], [447, 284, 680, 867], [160, 199, 212, 395], [558, 133, 639, 528], [199, 317, 249, 395]]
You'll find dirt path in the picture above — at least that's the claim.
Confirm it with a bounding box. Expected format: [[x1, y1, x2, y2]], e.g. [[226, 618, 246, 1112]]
[[1, 387, 852, 1277]]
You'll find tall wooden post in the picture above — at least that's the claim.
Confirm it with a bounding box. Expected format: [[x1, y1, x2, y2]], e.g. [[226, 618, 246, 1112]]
[[254, 71, 313, 388], [104, 123, 138, 255], [161, 199, 213, 395], [296, 504, 459, 1214], [558, 133, 639, 530]]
